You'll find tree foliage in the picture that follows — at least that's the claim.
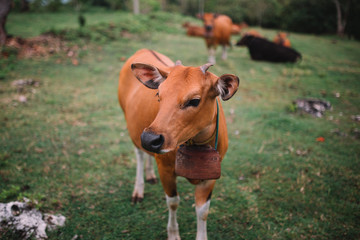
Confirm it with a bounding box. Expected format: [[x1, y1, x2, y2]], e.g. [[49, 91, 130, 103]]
[[9, 0, 360, 40]]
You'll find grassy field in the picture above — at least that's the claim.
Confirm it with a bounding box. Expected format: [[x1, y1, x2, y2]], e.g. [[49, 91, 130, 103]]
[[1, 11, 360, 240]]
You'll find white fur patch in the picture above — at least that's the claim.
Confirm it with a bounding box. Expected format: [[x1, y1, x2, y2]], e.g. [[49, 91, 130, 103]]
[[196, 200, 211, 240], [216, 79, 227, 98], [221, 45, 228, 60], [133, 147, 145, 199], [208, 48, 216, 65], [153, 70, 165, 83]]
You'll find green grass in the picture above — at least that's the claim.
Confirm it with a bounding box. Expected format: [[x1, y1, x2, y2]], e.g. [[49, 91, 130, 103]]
[[1, 11, 360, 240]]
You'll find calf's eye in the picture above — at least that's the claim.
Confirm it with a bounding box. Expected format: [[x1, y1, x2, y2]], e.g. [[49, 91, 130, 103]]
[[184, 99, 201, 108]]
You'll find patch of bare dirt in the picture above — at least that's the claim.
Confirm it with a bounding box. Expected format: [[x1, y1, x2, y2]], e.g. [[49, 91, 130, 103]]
[[3, 34, 82, 61]]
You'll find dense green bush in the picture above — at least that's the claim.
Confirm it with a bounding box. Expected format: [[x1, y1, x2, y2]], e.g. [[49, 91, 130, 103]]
[[202, 0, 359, 39], [346, 2, 360, 39], [281, 0, 336, 34]]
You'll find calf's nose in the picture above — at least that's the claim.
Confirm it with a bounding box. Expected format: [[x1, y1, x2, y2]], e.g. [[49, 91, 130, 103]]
[[205, 25, 213, 32], [141, 131, 164, 153]]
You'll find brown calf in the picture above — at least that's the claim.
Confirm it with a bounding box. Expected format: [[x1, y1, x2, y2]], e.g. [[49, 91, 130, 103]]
[[273, 32, 291, 48], [231, 22, 249, 35], [198, 13, 233, 64], [182, 22, 205, 38], [118, 49, 239, 240]]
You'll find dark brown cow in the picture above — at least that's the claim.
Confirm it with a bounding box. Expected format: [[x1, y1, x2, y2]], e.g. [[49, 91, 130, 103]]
[[243, 30, 263, 38], [236, 35, 301, 63]]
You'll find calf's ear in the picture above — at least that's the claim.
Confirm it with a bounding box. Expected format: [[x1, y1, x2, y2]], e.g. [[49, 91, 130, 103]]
[[131, 63, 168, 89], [215, 74, 239, 101]]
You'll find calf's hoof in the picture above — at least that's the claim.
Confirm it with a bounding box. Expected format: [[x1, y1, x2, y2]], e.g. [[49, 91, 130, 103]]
[[146, 177, 158, 184], [131, 195, 143, 204]]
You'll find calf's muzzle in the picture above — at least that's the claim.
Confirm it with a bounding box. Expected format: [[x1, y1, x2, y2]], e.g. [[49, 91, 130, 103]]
[[205, 25, 213, 32], [141, 131, 164, 153]]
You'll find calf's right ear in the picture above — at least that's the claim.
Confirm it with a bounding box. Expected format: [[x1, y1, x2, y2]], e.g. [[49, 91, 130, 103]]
[[216, 74, 240, 101], [131, 63, 168, 89]]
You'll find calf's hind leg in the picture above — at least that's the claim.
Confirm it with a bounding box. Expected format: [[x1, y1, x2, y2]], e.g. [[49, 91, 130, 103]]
[[145, 154, 158, 184]]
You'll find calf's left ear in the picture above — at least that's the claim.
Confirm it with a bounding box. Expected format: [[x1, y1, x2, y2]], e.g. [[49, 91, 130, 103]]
[[216, 74, 239, 101], [131, 63, 168, 89]]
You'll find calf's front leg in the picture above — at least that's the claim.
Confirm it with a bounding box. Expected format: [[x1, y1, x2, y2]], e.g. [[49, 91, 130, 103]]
[[221, 45, 228, 60], [132, 148, 158, 203], [208, 47, 216, 64], [166, 194, 181, 240], [195, 180, 216, 240], [132, 147, 146, 203], [156, 154, 181, 240]]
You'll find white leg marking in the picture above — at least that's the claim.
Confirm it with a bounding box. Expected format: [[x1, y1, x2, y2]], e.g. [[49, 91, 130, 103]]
[[166, 195, 181, 240], [196, 200, 211, 240], [145, 154, 157, 183], [132, 147, 145, 202], [221, 45, 227, 60], [208, 48, 216, 64]]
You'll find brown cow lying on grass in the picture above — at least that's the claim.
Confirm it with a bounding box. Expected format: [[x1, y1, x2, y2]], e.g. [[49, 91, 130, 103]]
[[198, 13, 233, 64], [118, 48, 239, 240]]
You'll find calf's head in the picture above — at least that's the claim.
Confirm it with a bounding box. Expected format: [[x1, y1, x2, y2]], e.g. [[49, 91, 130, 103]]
[[198, 13, 218, 37], [131, 62, 239, 154]]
